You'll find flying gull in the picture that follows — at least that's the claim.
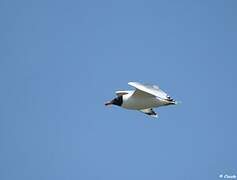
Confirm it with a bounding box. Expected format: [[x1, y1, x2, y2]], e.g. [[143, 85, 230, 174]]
[[105, 82, 178, 118]]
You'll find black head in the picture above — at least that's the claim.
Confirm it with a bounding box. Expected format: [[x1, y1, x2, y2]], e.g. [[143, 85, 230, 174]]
[[105, 96, 123, 107]]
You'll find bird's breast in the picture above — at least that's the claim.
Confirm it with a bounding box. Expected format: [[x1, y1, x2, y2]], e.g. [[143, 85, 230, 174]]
[[122, 95, 163, 110]]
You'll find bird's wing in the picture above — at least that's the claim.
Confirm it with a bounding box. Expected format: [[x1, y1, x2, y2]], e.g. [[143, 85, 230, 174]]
[[139, 108, 158, 118], [115, 90, 133, 96], [128, 82, 169, 99]]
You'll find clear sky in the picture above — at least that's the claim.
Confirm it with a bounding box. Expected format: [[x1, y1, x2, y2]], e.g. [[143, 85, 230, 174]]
[[1, 0, 237, 179]]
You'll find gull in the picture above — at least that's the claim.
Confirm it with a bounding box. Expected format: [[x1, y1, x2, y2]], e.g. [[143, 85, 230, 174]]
[[105, 82, 178, 118]]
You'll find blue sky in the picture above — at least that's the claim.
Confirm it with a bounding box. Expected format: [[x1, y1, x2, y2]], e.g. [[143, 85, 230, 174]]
[[1, 0, 237, 179]]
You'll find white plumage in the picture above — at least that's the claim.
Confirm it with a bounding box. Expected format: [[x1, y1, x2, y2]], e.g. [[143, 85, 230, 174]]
[[105, 82, 178, 118]]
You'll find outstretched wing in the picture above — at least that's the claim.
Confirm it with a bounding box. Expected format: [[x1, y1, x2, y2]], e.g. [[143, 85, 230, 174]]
[[139, 108, 158, 118], [128, 82, 170, 100], [115, 90, 133, 96]]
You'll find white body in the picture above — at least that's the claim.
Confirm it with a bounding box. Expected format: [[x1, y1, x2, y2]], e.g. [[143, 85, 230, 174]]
[[122, 91, 169, 110]]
